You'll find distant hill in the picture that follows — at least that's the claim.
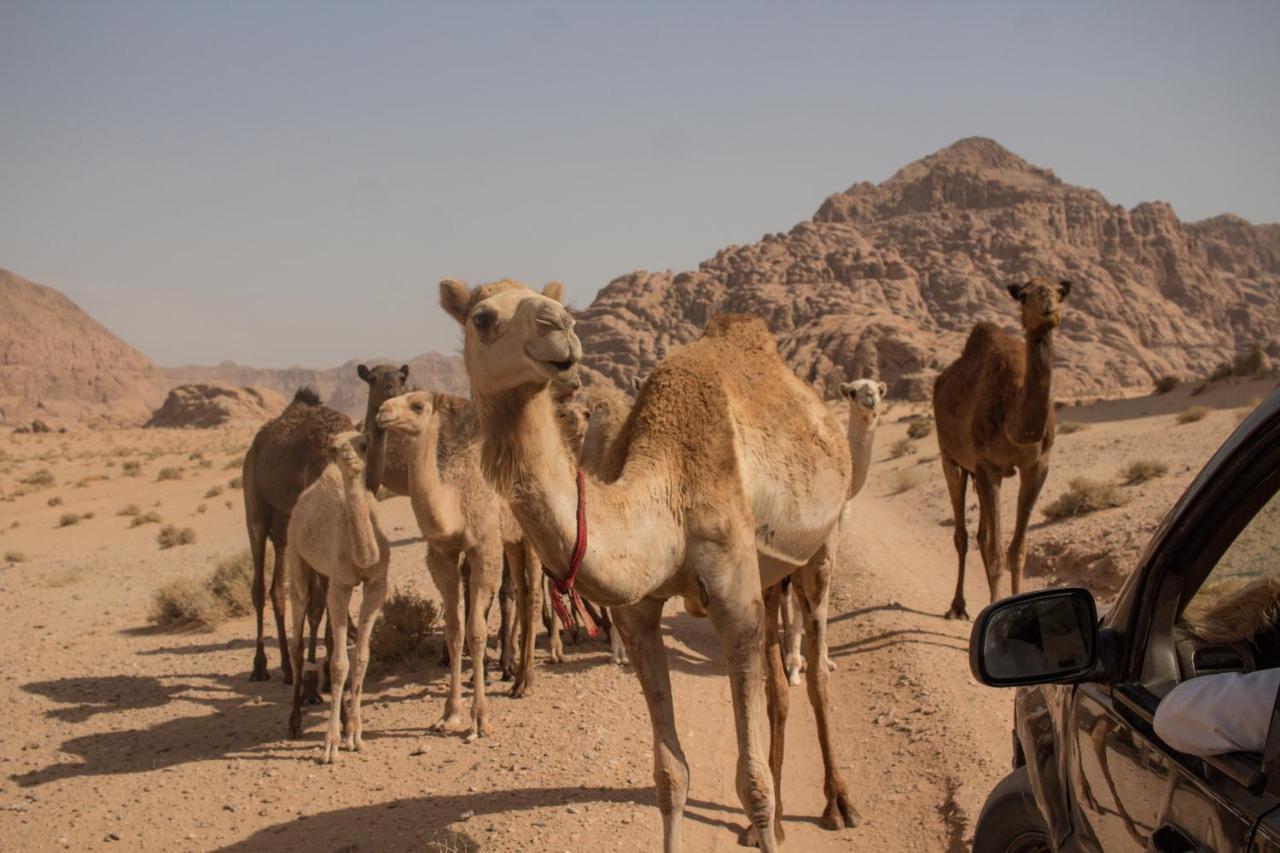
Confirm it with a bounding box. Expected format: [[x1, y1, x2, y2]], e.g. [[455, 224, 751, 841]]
[[0, 268, 169, 426], [576, 137, 1280, 399]]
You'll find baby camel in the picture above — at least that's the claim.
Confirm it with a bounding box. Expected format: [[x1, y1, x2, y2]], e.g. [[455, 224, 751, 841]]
[[285, 431, 389, 763], [783, 378, 885, 685]]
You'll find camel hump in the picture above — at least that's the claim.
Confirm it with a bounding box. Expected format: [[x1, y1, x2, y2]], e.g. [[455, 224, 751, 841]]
[[291, 386, 322, 406], [701, 314, 777, 354], [960, 321, 1010, 358]]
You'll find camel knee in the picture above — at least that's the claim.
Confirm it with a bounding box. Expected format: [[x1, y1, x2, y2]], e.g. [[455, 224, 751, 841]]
[[654, 756, 690, 811]]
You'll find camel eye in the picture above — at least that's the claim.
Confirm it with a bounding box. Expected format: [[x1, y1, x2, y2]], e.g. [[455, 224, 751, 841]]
[[473, 311, 495, 331], [411, 402, 423, 413]]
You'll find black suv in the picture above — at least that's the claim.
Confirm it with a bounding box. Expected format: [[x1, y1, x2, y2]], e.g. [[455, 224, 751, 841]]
[[969, 389, 1280, 853]]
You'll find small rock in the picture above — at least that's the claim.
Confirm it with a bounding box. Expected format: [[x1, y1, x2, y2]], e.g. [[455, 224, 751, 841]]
[[106, 833, 120, 842], [460, 810, 474, 821]]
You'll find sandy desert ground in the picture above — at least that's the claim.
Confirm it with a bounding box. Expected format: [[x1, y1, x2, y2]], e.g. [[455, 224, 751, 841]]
[[0, 377, 1273, 852]]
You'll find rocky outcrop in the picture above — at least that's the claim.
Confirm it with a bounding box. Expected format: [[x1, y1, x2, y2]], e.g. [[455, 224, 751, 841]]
[[576, 137, 1280, 400], [144, 384, 287, 428]]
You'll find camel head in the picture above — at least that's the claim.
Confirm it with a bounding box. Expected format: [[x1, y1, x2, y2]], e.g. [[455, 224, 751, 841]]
[[439, 278, 582, 395], [357, 363, 410, 411], [375, 390, 436, 437], [838, 378, 887, 423], [331, 431, 369, 481], [1007, 277, 1071, 332]]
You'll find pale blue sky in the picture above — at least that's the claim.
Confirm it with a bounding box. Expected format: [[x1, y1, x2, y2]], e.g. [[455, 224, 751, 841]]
[[2, 1, 1278, 367]]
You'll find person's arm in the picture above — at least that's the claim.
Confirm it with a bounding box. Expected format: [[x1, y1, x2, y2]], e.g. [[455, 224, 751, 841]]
[[1153, 668, 1280, 756]]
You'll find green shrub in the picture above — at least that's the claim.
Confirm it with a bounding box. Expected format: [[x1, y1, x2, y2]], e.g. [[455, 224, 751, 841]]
[[1043, 478, 1128, 520], [157, 525, 197, 549], [1122, 460, 1169, 485], [370, 589, 441, 664], [1177, 406, 1209, 425]]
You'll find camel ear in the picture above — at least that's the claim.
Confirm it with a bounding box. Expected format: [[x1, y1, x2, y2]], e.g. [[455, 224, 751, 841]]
[[542, 281, 565, 304], [398, 364, 410, 381], [439, 278, 471, 324], [838, 382, 854, 398], [357, 364, 371, 382], [1058, 280, 1072, 300], [877, 381, 887, 397], [1007, 283, 1027, 302]]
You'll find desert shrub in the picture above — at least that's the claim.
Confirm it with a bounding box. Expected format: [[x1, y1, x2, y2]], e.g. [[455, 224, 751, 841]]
[[197, 459, 213, 469], [889, 437, 916, 459], [195, 504, 207, 514], [47, 496, 63, 507], [122, 461, 142, 477], [149, 577, 223, 627], [157, 525, 197, 549], [208, 551, 254, 617], [1122, 460, 1169, 485], [228, 476, 244, 489], [157, 467, 183, 482], [906, 419, 934, 440], [58, 512, 81, 527], [189, 452, 204, 461], [1177, 406, 1209, 425], [1190, 383, 1208, 397], [117, 503, 141, 517], [4, 550, 26, 564], [1043, 478, 1128, 521], [81, 511, 94, 520], [1153, 375, 1180, 395], [205, 485, 223, 499], [130, 510, 162, 528], [1057, 422, 1086, 435], [891, 467, 926, 494], [20, 468, 55, 487], [370, 589, 441, 664]]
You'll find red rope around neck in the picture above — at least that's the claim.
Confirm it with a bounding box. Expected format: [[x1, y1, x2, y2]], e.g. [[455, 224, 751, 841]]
[[544, 469, 598, 639]]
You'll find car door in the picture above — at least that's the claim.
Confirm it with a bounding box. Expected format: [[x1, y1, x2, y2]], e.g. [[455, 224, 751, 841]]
[[1066, 410, 1280, 852]]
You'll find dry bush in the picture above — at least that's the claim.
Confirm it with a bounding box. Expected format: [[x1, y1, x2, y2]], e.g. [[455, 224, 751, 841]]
[[157, 467, 183, 482], [891, 466, 927, 494], [130, 510, 162, 528], [122, 461, 142, 477], [189, 452, 204, 461], [117, 503, 141, 517], [82, 511, 95, 520], [58, 512, 81, 527], [1122, 460, 1169, 485], [1058, 422, 1086, 435], [889, 437, 916, 459], [225, 455, 244, 470], [205, 485, 223, 499], [208, 551, 254, 617], [149, 577, 223, 628], [195, 504, 207, 514], [1153, 375, 1180, 395], [370, 589, 441, 664], [906, 419, 934, 440], [1177, 406, 1209, 425], [1043, 478, 1128, 521], [21, 468, 54, 487], [4, 550, 26, 564], [228, 476, 244, 489], [157, 525, 197, 549], [47, 496, 63, 507]]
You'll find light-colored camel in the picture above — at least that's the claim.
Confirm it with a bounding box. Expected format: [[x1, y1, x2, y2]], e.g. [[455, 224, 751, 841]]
[[285, 431, 389, 763], [439, 277, 858, 852], [783, 378, 885, 685], [243, 387, 354, 686], [933, 277, 1070, 619], [375, 390, 543, 741]]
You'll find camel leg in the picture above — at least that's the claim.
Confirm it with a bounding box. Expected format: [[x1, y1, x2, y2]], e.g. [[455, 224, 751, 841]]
[[742, 582, 790, 846], [506, 541, 542, 697], [285, 548, 309, 739], [498, 553, 517, 681], [782, 580, 805, 686], [1007, 462, 1049, 597], [348, 574, 386, 754], [464, 542, 501, 741], [322, 581, 353, 764], [425, 547, 468, 734], [607, 608, 629, 665], [940, 454, 971, 620], [248, 508, 271, 681], [613, 598, 689, 853], [795, 547, 860, 831], [974, 465, 1006, 606], [268, 519, 294, 685], [543, 577, 565, 664], [300, 572, 326, 704]]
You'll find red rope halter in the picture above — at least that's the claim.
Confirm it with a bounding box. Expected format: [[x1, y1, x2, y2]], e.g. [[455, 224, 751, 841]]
[[543, 469, 599, 639]]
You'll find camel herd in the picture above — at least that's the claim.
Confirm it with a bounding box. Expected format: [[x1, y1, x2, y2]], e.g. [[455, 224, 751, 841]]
[[237, 274, 1070, 851]]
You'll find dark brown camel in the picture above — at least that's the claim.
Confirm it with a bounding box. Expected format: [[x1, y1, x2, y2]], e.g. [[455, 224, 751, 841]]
[[357, 363, 411, 494], [243, 387, 355, 683], [932, 277, 1070, 619]]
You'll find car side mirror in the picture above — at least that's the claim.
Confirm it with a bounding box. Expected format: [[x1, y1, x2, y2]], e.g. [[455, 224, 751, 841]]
[[970, 588, 1101, 687]]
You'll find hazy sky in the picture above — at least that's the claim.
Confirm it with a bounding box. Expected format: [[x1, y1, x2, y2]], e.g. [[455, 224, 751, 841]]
[[2, 2, 1278, 367]]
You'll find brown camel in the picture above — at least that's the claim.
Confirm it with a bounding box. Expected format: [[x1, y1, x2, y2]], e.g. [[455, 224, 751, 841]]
[[933, 276, 1070, 619], [243, 387, 354, 684], [376, 390, 544, 742], [357, 363, 411, 494], [439, 277, 857, 852]]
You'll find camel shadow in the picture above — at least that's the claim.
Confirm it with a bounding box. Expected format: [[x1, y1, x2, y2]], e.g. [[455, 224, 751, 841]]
[[829, 601, 940, 625], [828, 628, 967, 658], [135, 637, 258, 656]]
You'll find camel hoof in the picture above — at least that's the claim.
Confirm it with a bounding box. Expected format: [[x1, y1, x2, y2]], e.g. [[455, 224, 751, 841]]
[[509, 681, 531, 699], [429, 714, 468, 734], [786, 668, 803, 687], [825, 657, 837, 672], [301, 671, 323, 706], [287, 715, 303, 740], [821, 792, 861, 830], [321, 740, 339, 764], [737, 822, 783, 848], [944, 604, 970, 621], [250, 669, 270, 683]]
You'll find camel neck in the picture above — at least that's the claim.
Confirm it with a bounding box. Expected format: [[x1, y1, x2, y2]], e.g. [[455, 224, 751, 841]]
[[404, 414, 459, 541], [1010, 327, 1054, 444], [475, 384, 676, 607], [847, 412, 879, 499], [341, 473, 381, 570]]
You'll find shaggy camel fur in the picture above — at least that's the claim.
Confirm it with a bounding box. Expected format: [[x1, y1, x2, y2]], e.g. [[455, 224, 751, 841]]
[[783, 378, 885, 685], [376, 390, 543, 741], [357, 363, 411, 494], [285, 431, 389, 762], [440, 277, 857, 852], [933, 277, 1070, 619], [243, 387, 354, 685]]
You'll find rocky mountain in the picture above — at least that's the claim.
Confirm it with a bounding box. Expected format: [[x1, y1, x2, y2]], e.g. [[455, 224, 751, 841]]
[[0, 268, 169, 426], [144, 383, 288, 428], [576, 137, 1280, 400]]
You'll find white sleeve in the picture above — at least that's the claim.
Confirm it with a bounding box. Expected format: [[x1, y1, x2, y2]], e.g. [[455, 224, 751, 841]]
[[1153, 668, 1280, 757]]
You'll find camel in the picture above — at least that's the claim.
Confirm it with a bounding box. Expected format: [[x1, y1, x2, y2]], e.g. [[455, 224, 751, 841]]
[[285, 431, 389, 762], [375, 389, 543, 741], [243, 387, 354, 685], [933, 277, 1070, 619], [357, 363, 411, 495], [439, 277, 858, 851], [783, 378, 885, 685]]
